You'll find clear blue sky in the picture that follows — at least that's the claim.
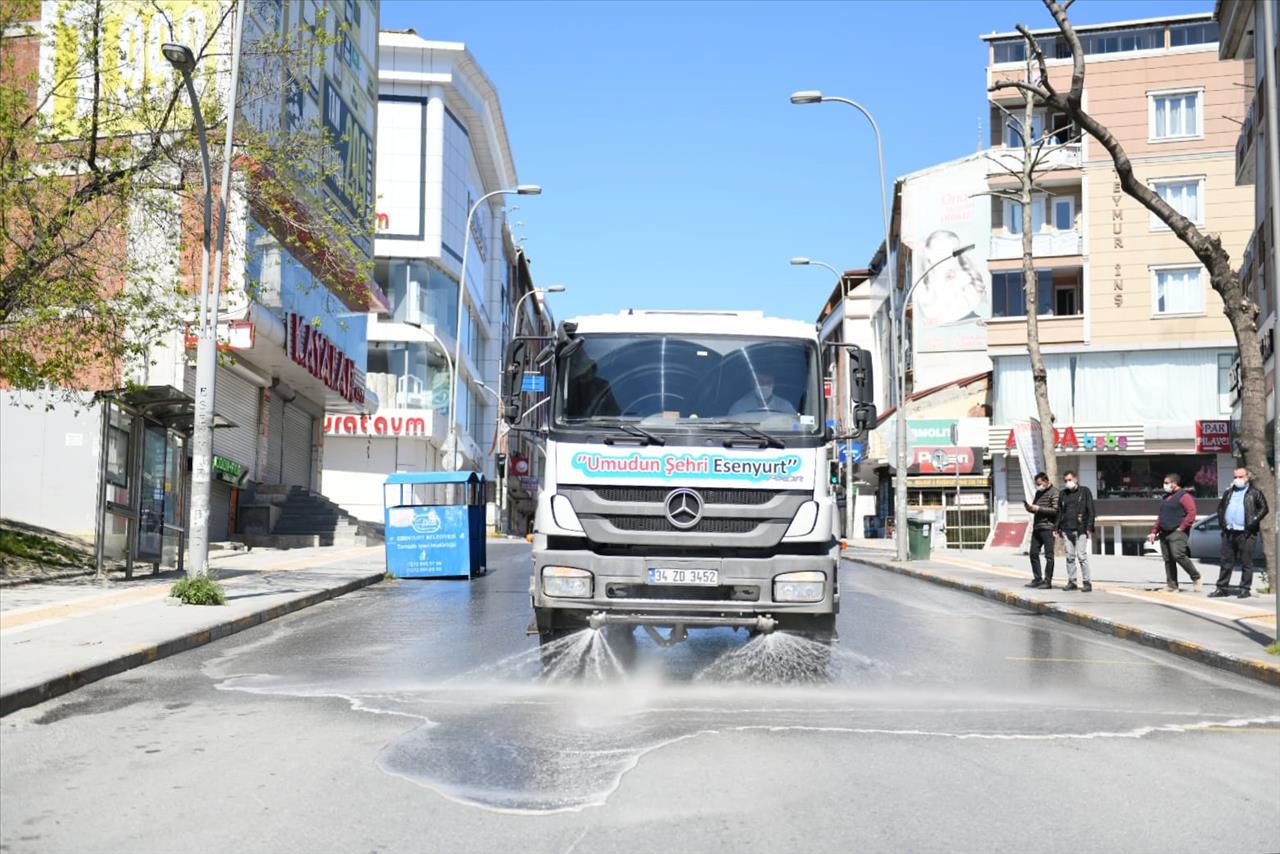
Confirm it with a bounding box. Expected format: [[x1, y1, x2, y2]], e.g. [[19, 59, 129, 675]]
[[379, 0, 1214, 323]]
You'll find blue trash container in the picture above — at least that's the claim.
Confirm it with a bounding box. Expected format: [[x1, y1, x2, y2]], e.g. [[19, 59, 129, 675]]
[[382, 471, 487, 578]]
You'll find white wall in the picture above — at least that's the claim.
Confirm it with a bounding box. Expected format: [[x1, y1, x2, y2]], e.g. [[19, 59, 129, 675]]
[[322, 435, 440, 522], [0, 392, 101, 539]]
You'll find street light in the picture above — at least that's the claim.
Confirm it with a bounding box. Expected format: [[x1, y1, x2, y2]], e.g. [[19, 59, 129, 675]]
[[790, 89, 902, 559], [513, 284, 566, 338], [896, 244, 975, 550], [792, 257, 856, 541], [165, 42, 216, 578], [449, 184, 542, 472]]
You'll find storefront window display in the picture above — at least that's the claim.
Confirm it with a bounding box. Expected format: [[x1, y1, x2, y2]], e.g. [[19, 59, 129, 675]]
[[1096, 454, 1218, 500]]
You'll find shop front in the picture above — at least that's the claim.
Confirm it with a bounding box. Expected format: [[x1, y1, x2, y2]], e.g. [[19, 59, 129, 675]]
[[990, 422, 1235, 555]]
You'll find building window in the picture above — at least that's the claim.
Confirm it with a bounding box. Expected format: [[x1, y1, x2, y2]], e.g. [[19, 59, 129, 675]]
[[1169, 22, 1219, 47], [1151, 177, 1205, 226], [1052, 197, 1075, 231], [1153, 266, 1204, 315], [1149, 90, 1202, 140], [1081, 26, 1162, 55], [1217, 352, 1234, 414], [992, 268, 1083, 318], [1003, 198, 1046, 235], [1097, 453, 1218, 500]]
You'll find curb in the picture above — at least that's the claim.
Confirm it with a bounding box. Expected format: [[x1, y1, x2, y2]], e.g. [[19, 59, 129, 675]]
[[0, 571, 384, 717], [852, 556, 1280, 688]]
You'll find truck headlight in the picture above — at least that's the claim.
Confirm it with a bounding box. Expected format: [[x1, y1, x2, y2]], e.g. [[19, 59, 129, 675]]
[[773, 570, 825, 603], [542, 565, 593, 599]]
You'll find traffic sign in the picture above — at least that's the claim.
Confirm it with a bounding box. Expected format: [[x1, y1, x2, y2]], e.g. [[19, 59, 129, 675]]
[[837, 442, 865, 464], [521, 372, 546, 393]]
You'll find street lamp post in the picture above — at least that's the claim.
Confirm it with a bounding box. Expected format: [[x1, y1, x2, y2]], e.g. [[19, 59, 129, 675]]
[[449, 185, 542, 473], [790, 90, 903, 559], [896, 244, 976, 550], [163, 43, 215, 577], [791, 257, 856, 542]]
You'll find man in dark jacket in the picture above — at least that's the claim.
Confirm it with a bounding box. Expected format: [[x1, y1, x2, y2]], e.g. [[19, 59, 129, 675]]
[[1023, 472, 1058, 589], [1146, 473, 1203, 592], [1210, 466, 1269, 599], [1055, 470, 1094, 592]]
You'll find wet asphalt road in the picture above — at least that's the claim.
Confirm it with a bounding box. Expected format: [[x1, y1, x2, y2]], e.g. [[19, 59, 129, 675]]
[[2, 540, 1278, 854]]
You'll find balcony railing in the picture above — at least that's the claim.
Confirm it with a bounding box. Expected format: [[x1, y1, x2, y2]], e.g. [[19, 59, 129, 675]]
[[1236, 92, 1257, 186], [986, 141, 1081, 177], [990, 229, 1082, 260]]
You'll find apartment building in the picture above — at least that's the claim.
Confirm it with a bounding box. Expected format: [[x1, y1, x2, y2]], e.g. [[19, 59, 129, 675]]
[[1217, 0, 1277, 451], [0, 1, 382, 564], [321, 31, 524, 525], [982, 13, 1252, 554]]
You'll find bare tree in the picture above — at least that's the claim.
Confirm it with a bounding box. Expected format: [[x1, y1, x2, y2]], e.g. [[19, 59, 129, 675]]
[[0, 1, 376, 395], [992, 0, 1276, 585], [983, 57, 1083, 486]]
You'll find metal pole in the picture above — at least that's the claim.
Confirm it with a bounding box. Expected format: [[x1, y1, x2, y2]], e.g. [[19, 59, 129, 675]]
[[450, 188, 517, 473], [93, 398, 110, 582], [1260, 0, 1280, 639], [817, 98, 901, 561], [179, 66, 215, 578]]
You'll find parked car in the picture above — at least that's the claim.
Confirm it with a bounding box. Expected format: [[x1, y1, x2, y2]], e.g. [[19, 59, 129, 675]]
[[1187, 514, 1266, 562]]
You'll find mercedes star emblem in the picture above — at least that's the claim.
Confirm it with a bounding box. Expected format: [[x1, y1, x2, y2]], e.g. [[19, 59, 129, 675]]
[[664, 488, 704, 529]]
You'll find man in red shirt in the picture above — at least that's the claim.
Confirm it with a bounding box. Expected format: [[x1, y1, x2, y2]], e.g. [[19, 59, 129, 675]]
[[1146, 472, 1203, 593]]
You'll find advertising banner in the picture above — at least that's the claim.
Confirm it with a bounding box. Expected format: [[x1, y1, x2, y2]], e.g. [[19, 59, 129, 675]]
[[900, 156, 992, 354], [1195, 420, 1231, 454], [555, 444, 816, 490], [1012, 419, 1045, 499], [907, 447, 985, 475], [384, 505, 471, 577]]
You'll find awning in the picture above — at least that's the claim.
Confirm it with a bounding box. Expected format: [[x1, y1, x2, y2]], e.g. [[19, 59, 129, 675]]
[[97, 386, 235, 435]]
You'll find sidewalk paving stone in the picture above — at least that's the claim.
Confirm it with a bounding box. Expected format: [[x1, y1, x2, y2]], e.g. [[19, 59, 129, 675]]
[[846, 540, 1279, 687], [0, 545, 386, 716]]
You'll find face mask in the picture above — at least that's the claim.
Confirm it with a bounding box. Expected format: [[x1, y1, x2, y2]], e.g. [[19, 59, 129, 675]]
[[1064, 481, 1077, 490], [1163, 483, 1175, 493], [1234, 478, 1247, 489]]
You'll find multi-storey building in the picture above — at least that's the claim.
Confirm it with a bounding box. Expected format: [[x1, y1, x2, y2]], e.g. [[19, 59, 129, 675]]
[[1217, 0, 1277, 452], [982, 13, 1252, 554], [1, 1, 382, 565], [321, 31, 526, 526]]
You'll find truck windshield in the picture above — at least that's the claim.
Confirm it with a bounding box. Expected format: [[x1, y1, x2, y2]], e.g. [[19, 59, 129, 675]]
[[555, 334, 822, 435]]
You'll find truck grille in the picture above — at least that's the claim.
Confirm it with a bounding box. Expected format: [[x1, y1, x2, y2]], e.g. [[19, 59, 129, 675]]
[[601, 515, 758, 534], [587, 486, 777, 505], [605, 582, 759, 601]]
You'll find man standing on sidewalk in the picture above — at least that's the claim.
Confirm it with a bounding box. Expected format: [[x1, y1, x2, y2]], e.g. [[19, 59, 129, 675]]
[[1023, 472, 1058, 589], [1147, 473, 1203, 593], [1210, 466, 1268, 599], [1056, 470, 1094, 592]]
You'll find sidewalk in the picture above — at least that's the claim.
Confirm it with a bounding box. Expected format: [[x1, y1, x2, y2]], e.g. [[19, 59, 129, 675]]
[[846, 539, 1279, 686], [0, 545, 385, 716]]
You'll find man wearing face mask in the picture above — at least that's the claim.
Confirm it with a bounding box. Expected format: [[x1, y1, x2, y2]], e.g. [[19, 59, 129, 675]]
[[729, 371, 797, 416], [1055, 470, 1094, 591], [1146, 473, 1203, 592], [1210, 467, 1269, 599]]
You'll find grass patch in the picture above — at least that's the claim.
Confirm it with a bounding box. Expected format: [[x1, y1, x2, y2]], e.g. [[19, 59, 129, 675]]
[[170, 573, 226, 606], [0, 528, 87, 567], [1266, 641, 1280, 657]]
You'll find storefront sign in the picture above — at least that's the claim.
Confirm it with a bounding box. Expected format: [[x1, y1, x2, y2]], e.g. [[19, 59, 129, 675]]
[[286, 313, 365, 404], [1195, 420, 1232, 453], [510, 456, 531, 476], [1004, 425, 1130, 452], [908, 476, 990, 488], [212, 454, 247, 486], [324, 412, 428, 436], [908, 446, 984, 475]]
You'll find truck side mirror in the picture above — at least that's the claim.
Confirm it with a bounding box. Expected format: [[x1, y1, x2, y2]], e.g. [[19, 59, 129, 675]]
[[848, 347, 874, 405]]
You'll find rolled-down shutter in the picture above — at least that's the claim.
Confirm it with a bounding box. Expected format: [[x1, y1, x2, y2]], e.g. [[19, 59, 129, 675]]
[[282, 403, 313, 489], [264, 390, 285, 485], [185, 365, 260, 482], [209, 479, 232, 540], [1007, 458, 1028, 516]]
